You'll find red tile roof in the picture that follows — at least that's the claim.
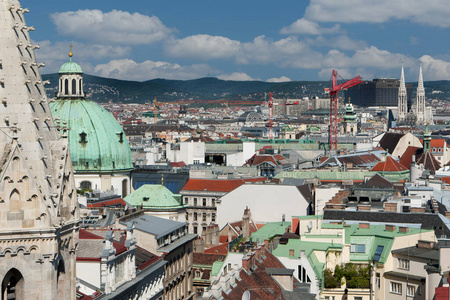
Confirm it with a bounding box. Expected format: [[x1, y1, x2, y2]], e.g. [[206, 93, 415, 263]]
[[399, 146, 421, 169], [193, 253, 226, 266], [205, 243, 229, 255], [182, 179, 246, 192], [170, 161, 187, 168], [87, 198, 127, 208], [371, 156, 408, 172], [431, 139, 446, 148], [245, 154, 289, 166]]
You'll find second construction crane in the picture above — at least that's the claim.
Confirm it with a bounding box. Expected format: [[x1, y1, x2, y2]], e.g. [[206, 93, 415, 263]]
[[326, 70, 362, 150]]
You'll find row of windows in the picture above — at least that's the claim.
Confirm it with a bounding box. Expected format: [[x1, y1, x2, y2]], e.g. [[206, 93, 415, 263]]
[[189, 212, 216, 222], [185, 197, 216, 207], [397, 258, 410, 270], [60, 78, 82, 96], [390, 281, 419, 296]]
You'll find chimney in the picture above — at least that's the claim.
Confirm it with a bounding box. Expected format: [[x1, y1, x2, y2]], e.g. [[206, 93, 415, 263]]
[[399, 227, 409, 233], [417, 240, 435, 249], [357, 205, 371, 211], [359, 223, 370, 229], [282, 214, 285, 226], [242, 256, 250, 272], [411, 207, 425, 213], [384, 202, 397, 212], [385, 225, 395, 231], [242, 207, 250, 239], [264, 239, 270, 249]]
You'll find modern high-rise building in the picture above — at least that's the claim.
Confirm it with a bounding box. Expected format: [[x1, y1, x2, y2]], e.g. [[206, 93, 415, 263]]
[[344, 78, 413, 108], [0, 0, 79, 299]]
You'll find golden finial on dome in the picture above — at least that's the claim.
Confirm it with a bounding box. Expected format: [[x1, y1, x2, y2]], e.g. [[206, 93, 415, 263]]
[[69, 43, 73, 58]]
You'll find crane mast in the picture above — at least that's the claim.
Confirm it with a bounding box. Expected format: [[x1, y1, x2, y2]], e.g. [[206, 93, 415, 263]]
[[328, 70, 362, 150]]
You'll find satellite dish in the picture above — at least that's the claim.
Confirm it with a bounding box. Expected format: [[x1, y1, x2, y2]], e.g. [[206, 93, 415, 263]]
[[242, 291, 251, 300]]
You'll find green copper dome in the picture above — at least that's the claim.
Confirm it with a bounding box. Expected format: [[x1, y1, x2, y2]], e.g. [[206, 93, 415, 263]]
[[124, 185, 186, 210], [58, 59, 83, 74], [50, 99, 133, 173]]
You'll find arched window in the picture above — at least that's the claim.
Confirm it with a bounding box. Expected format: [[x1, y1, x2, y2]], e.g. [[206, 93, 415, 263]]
[[72, 79, 76, 95], [80, 181, 92, 191], [57, 261, 66, 299], [2, 268, 24, 300], [79, 79, 82, 95], [122, 179, 128, 198], [64, 79, 68, 95]]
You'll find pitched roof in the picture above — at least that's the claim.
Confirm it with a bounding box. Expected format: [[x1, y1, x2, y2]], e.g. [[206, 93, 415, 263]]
[[170, 161, 187, 168], [135, 246, 162, 271], [371, 156, 409, 172], [77, 229, 128, 260], [399, 146, 421, 169], [379, 132, 404, 154], [193, 253, 226, 266], [221, 248, 289, 300], [182, 179, 246, 193], [87, 198, 127, 208], [205, 243, 229, 255], [246, 154, 290, 166], [416, 151, 441, 175], [361, 174, 394, 188], [124, 184, 184, 209], [431, 139, 446, 148]]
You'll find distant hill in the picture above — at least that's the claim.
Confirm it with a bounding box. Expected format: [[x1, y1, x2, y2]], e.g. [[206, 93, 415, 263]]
[[42, 73, 450, 103]]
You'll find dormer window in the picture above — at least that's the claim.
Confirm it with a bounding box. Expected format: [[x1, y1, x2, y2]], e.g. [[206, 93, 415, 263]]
[[117, 132, 124, 143], [79, 132, 87, 144]]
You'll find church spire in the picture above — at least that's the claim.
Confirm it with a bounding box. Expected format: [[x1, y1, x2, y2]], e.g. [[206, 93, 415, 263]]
[[0, 0, 79, 297], [416, 62, 426, 124], [397, 63, 407, 122]]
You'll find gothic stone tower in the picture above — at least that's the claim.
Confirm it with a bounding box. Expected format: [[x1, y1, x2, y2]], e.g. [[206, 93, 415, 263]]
[[397, 63, 407, 122], [0, 0, 79, 299]]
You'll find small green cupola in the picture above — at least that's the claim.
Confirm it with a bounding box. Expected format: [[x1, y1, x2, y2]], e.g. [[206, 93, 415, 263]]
[[57, 44, 85, 99]]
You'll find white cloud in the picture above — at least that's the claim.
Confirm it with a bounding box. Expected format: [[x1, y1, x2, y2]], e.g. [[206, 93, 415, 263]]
[[51, 9, 172, 45], [217, 72, 258, 81], [165, 35, 240, 60], [420, 55, 450, 80], [266, 76, 291, 83], [93, 59, 211, 81], [281, 18, 340, 35], [35, 40, 131, 73], [304, 0, 450, 27]]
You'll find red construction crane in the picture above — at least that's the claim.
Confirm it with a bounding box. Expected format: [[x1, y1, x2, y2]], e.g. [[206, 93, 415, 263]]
[[268, 92, 299, 139], [327, 70, 362, 150]]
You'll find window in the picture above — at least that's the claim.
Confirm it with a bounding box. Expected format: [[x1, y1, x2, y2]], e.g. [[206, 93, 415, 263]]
[[202, 213, 206, 222], [79, 132, 87, 144], [72, 79, 76, 95], [184, 197, 188, 204], [203, 198, 206, 206], [212, 213, 216, 222], [193, 226, 197, 234], [353, 297, 363, 300], [407, 285, 415, 297], [212, 199, 216, 206], [373, 245, 384, 262], [193, 198, 197, 206], [390, 281, 402, 295], [194, 213, 197, 221], [398, 258, 410, 270], [376, 273, 380, 289], [350, 244, 365, 253], [203, 226, 206, 233], [195, 271, 201, 278]]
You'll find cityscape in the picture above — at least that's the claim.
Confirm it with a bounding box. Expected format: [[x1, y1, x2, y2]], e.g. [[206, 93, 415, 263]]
[[3, 0, 450, 300]]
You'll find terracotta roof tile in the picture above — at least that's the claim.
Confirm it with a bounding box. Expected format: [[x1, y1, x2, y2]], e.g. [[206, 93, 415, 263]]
[[193, 253, 226, 266], [399, 146, 421, 169], [371, 156, 408, 172], [182, 179, 246, 192], [416, 151, 441, 175], [205, 243, 229, 254]]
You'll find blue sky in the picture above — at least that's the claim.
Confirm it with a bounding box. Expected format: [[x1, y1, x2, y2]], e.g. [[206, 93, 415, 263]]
[[23, 0, 450, 82]]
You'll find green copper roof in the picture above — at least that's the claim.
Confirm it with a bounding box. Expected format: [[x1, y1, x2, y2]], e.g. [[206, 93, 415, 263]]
[[124, 185, 186, 210], [58, 58, 83, 74], [50, 99, 133, 173]]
